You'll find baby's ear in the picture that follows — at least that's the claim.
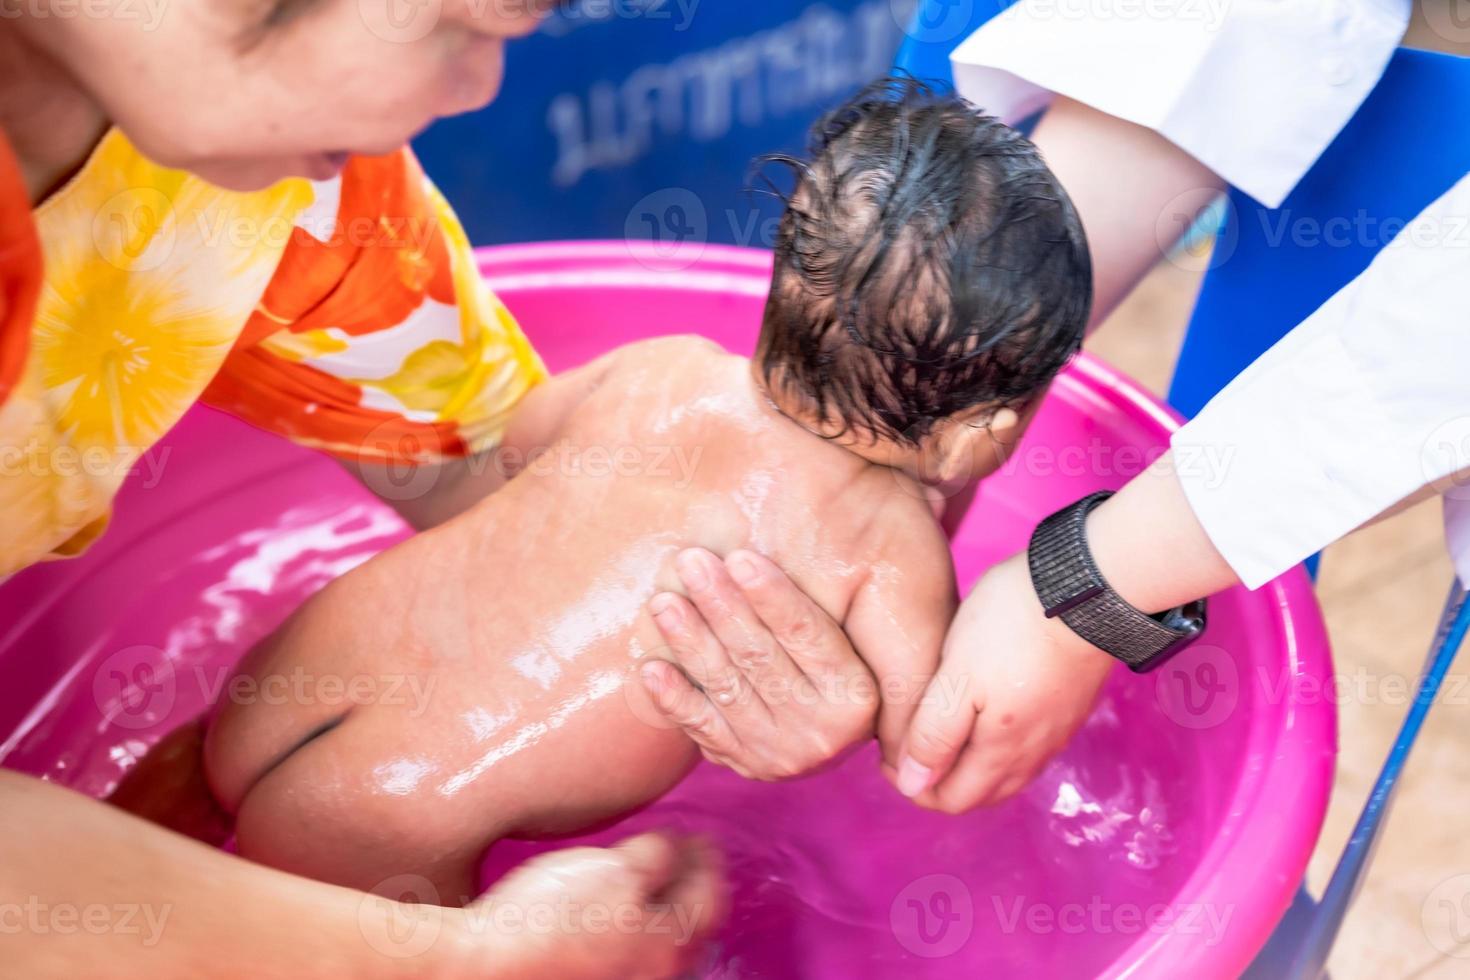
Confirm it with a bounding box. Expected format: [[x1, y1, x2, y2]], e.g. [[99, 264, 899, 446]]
[[936, 405, 1024, 485], [983, 405, 1023, 437]]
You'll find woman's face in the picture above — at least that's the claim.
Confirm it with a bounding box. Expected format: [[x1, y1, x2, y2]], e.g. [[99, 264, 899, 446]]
[[37, 0, 552, 189]]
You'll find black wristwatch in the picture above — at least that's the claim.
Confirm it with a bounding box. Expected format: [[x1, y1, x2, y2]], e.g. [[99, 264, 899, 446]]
[[1027, 491, 1207, 673]]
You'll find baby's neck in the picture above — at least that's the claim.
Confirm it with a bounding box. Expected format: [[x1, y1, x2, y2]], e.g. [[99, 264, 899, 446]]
[[743, 371, 906, 501]]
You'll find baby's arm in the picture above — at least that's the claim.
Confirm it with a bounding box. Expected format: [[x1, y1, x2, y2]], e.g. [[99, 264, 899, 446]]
[[842, 503, 958, 768]]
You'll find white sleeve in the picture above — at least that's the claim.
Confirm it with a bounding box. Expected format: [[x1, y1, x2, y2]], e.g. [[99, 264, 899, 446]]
[[1171, 171, 1470, 589], [949, 0, 1410, 208]]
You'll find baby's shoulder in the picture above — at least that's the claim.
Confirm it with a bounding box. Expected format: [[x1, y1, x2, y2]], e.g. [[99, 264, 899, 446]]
[[613, 333, 729, 369], [849, 471, 955, 578], [593, 334, 735, 396]]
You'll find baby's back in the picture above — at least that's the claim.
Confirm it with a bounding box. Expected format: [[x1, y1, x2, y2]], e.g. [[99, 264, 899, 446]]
[[500, 336, 900, 626], [208, 336, 950, 898]]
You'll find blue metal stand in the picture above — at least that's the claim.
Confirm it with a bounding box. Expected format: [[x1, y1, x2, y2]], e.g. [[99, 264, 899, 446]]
[[1285, 584, 1470, 978]]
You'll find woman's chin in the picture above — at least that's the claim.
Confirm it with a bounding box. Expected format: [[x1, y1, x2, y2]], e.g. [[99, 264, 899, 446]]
[[301, 151, 352, 181], [190, 154, 349, 191]]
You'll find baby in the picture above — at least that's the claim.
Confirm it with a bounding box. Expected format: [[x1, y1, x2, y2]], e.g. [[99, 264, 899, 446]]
[[114, 78, 1091, 903]]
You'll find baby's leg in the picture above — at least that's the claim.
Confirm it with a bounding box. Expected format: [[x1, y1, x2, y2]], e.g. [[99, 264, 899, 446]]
[[216, 675, 698, 904], [226, 710, 493, 903], [204, 592, 698, 904]]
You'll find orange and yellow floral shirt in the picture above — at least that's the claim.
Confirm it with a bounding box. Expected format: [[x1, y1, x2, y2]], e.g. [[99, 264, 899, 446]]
[[0, 129, 546, 578]]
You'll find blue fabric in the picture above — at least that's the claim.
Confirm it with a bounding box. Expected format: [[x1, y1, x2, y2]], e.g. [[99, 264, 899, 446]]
[[1169, 48, 1470, 416], [413, 2, 915, 247], [892, 0, 1017, 88]]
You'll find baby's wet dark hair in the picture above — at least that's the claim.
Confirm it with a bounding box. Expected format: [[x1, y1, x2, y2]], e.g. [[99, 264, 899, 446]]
[[754, 75, 1092, 445]]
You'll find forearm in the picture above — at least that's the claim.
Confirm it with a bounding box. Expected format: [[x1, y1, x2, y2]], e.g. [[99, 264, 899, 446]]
[[1160, 172, 1470, 590], [1084, 455, 1240, 615], [1027, 97, 1224, 331], [0, 771, 478, 980]]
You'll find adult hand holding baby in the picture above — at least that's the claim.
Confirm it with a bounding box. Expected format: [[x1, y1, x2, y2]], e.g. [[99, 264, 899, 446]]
[[640, 548, 880, 781]]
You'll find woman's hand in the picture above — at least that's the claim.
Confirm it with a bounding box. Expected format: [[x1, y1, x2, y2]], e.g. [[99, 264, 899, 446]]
[[452, 833, 724, 980], [0, 772, 719, 980], [639, 548, 879, 780]]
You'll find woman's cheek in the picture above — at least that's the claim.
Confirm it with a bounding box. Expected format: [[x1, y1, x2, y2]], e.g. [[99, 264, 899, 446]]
[[438, 39, 506, 117]]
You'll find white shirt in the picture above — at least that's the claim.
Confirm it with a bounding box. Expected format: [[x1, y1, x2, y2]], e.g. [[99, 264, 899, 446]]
[[1173, 173, 1470, 588], [952, 1, 1470, 589], [951, 0, 1410, 208]]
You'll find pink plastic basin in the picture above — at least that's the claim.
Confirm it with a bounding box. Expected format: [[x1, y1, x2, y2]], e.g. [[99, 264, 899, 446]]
[[0, 242, 1335, 978]]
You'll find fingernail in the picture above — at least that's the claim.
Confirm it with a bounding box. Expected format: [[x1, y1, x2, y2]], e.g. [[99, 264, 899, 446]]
[[896, 756, 932, 798], [640, 662, 665, 695], [727, 552, 760, 587], [649, 592, 676, 617], [676, 550, 711, 591]]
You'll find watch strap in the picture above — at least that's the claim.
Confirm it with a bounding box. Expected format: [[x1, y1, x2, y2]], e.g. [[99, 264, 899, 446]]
[[1028, 491, 1206, 672]]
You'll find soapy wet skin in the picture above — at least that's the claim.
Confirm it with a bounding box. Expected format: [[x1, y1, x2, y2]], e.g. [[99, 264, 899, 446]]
[[200, 336, 958, 902]]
